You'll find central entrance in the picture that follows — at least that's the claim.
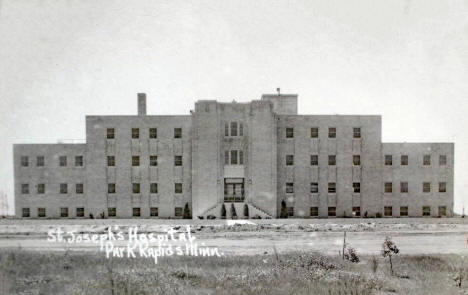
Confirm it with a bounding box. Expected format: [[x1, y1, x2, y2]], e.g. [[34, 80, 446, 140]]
[[224, 178, 245, 202]]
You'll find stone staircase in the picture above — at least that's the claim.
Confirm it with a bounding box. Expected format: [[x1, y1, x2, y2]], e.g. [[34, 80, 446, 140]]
[[200, 202, 273, 219]]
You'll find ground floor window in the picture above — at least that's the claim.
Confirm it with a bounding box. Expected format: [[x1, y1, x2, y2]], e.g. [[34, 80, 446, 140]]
[[38, 208, 46, 217], [76, 207, 84, 217], [400, 206, 408, 216], [133, 207, 141, 217], [384, 206, 392, 217], [108, 207, 116, 217], [60, 207, 68, 218], [422, 206, 431, 216], [287, 207, 294, 217], [22, 208, 30, 217], [175, 207, 183, 217], [310, 207, 318, 217], [150, 207, 158, 217], [328, 207, 336, 217], [352, 206, 360, 217], [438, 206, 446, 216]]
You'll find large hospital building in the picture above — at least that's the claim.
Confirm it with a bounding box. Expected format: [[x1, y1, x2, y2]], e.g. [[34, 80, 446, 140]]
[[14, 92, 454, 218]]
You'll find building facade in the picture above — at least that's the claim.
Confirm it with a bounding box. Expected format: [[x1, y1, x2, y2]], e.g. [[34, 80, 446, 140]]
[[14, 93, 454, 218]]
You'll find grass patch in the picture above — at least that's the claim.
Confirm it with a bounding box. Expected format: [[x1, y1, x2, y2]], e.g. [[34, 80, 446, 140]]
[[0, 250, 467, 294]]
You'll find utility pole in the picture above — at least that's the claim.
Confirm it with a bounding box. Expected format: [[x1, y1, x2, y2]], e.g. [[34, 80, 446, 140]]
[[342, 231, 346, 260]]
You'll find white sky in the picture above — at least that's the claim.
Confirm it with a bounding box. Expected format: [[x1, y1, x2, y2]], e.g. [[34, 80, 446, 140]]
[[0, 0, 467, 215]]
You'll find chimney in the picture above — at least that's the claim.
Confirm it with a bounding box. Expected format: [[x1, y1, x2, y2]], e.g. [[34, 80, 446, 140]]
[[137, 93, 146, 115]]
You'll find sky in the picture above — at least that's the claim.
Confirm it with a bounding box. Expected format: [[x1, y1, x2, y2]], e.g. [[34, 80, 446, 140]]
[[0, 0, 467, 215]]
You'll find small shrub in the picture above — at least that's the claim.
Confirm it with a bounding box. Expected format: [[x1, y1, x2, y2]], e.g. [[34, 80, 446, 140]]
[[221, 204, 226, 219], [371, 256, 378, 273], [183, 203, 191, 219], [344, 247, 359, 263], [382, 236, 399, 275], [231, 203, 237, 219], [280, 200, 287, 218]]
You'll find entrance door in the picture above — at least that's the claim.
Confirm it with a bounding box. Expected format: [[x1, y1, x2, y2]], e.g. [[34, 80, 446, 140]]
[[224, 178, 245, 202]]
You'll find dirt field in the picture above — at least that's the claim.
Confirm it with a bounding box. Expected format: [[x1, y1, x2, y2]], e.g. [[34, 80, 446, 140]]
[[1, 218, 468, 256]]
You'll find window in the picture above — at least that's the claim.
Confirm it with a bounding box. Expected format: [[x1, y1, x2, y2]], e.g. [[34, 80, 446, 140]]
[[353, 182, 360, 193], [224, 151, 229, 165], [239, 123, 244, 136], [108, 183, 115, 194], [174, 128, 182, 138], [107, 128, 115, 139], [287, 207, 294, 217], [384, 182, 392, 193], [286, 183, 294, 194], [150, 207, 158, 217], [328, 127, 336, 138], [22, 208, 30, 217], [21, 156, 29, 167], [174, 155, 183, 166], [400, 182, 408, 193], [400, 206, 408, 217], [132, 128, 139, 139], [76, 183, 83, 194], [311, 127, 319, 138], [36, 156, 44, 167], [230, 122, 238, 136], [439, 182, 446, 193], [175, 207, 183, 217], [75, 156, 83, 167], [37, 183, 45, 194], [328, 182, 336, 193], [61, 208, 68, 218], [353, 127, 361, 138], [310, 182, 318, 193], [150, 183, 158, 194], [108, 208, 116, 217], [239, 151, 244, 165], [59, 156, 67, 167], [286, 155, 294, 166], [384, 206, 393, 217], [422, 206, 431, 216], [310, 207, 318, 217], [225, 122, 229, 136], [150, 155, 158, 166], [21, 184, 29, 194], [400, 155, 408, 166], [439, 155, 447, 166], [353, 207, 361, 217], [423, 155, 431, 166], [149, 128, 157, 139], [230, 150, 238, 165], [107, 156, 115, 167], [132, 156, 140, 167], [38, 208, 46, 218], [328, 155, 336, 166], [328, 207, 336, 217], [60, 183, 68, 194], [133, 207, 141, 217], [438, 206, 446, 217], [132, 183, 140, 194], [175, 183, 183, 194], [310, 155, 318, 166], [423, 182, 431, 193], [286, 127, 294, 138], [385, 155, 392, 166], [353, 155, 361, 166]]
